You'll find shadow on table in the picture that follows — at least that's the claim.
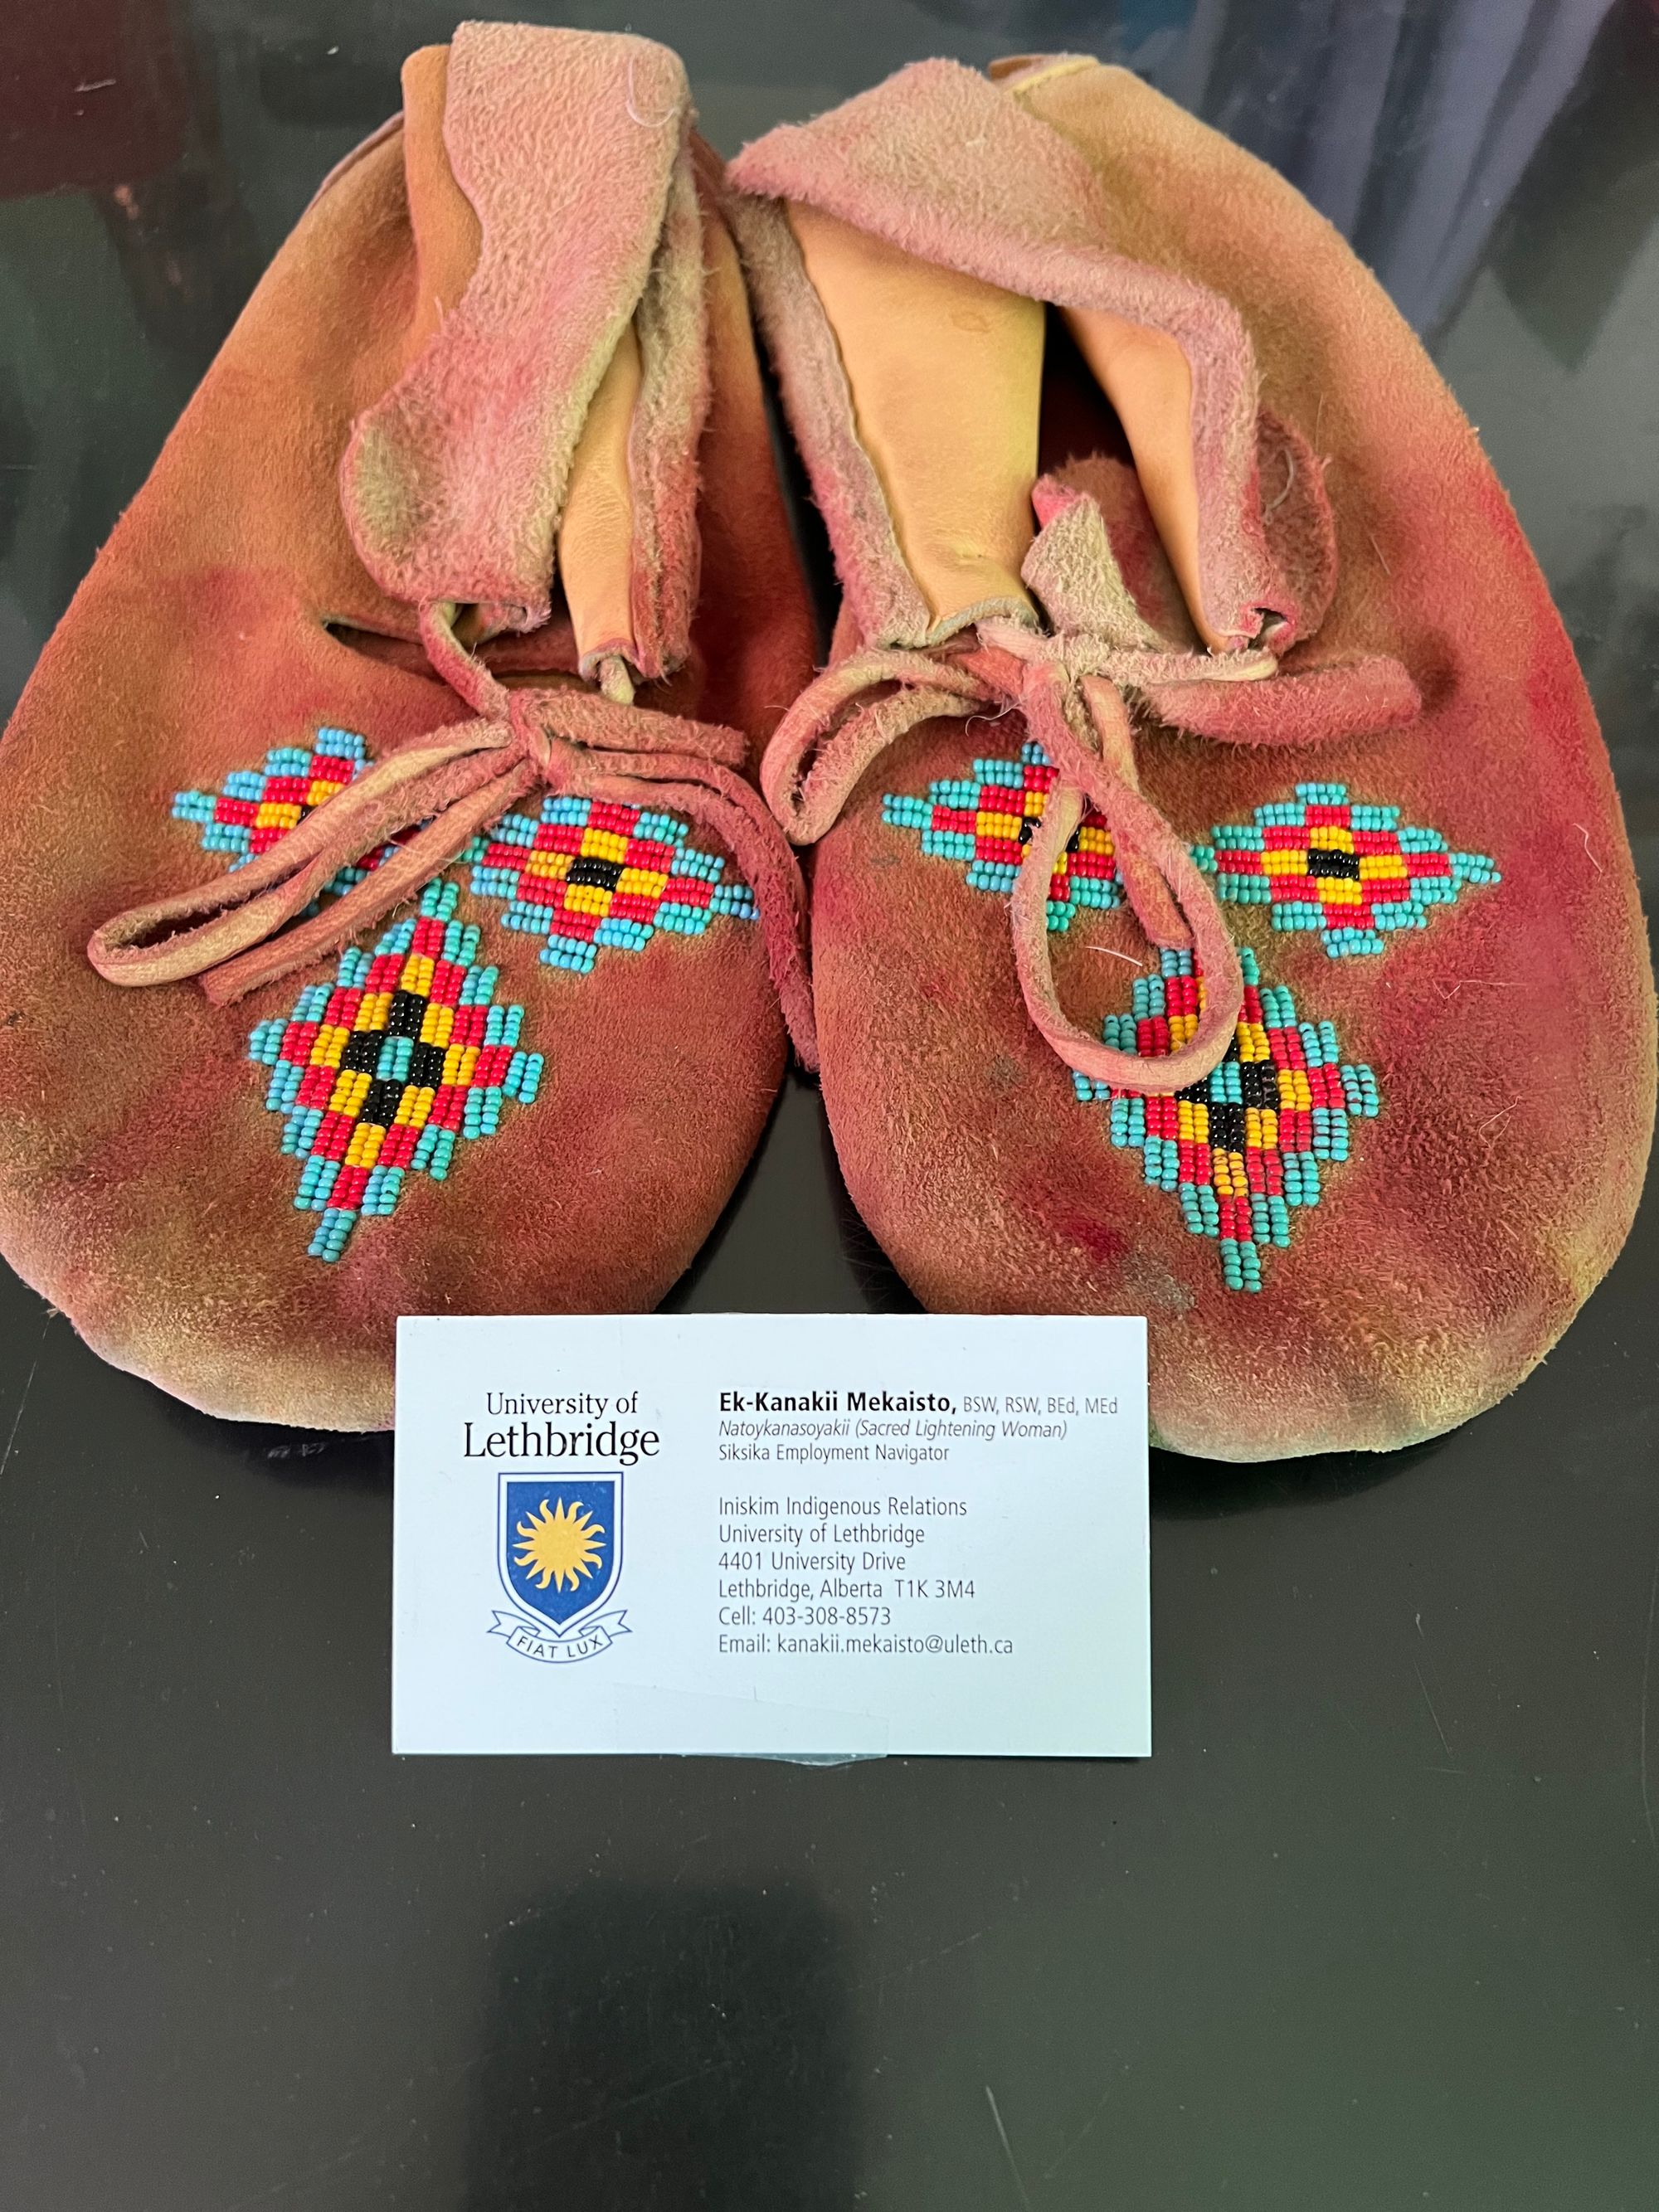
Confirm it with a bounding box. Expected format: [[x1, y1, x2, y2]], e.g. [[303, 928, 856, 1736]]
[[1151, 1432, 1447, 1518], [459, 1877, 857, 2212], [150, 1388, 392, 1491]]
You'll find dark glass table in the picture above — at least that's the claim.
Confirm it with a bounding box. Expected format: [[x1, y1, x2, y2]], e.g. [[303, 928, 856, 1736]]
[[2, 3, 1655, 2204]]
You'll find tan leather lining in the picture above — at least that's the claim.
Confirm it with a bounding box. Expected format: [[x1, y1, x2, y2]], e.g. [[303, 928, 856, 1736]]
[[788, 202, 1042, 630], [558, 322, 642, 665], [784, 195, 1216, 644], [1061, 307, 1219, 648]]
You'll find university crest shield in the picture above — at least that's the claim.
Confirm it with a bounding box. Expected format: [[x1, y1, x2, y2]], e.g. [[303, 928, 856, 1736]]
[[491, 1472, 627, 1663]]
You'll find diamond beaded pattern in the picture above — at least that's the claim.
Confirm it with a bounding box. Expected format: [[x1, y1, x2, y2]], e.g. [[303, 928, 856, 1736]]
[[173, 728, 397, 897], [1193, 781, 1499, 957], [172, 727, 762, 1262], [465, 794, 758, 974], [247, 882, 542, 1262], [1073, 946, 1379, 1292], [881, 740, 1121, 931], [879, 751, 1504, 1293]]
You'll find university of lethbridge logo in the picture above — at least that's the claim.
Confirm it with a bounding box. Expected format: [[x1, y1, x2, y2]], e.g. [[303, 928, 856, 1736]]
[[490, 1472, 629, 1664]]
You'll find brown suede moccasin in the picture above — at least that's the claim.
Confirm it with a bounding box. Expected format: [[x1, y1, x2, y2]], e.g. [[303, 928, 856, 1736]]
[[0, 23, 816, 1427], [732, 56, 1653, 1460]]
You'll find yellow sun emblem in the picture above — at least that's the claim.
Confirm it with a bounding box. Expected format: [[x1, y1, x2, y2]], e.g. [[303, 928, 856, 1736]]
[[513, 1496, 605, 1593]]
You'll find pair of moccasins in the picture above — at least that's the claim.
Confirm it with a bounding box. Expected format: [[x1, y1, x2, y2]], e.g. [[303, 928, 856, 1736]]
[[0, 24, 1650, 1458]]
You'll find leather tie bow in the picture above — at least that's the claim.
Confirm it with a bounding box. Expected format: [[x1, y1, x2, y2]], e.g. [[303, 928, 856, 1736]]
[[761, 616, 1412, 1094], [90, 605, 819, 1066]]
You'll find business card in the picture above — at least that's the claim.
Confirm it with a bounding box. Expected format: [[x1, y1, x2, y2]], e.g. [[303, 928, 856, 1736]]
[[392, 1313, 1148, 1758]]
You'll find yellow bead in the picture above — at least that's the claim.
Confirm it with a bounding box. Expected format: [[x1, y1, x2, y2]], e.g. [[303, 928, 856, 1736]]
[[1213, 1149, 1247, 1198], [328, 1068, 369, 1116], [346, 1121, 384, 1169]]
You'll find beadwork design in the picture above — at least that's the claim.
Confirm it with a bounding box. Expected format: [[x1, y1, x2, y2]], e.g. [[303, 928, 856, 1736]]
[[1192, 782, 1499, 956], [1073, 947, 1379, 1293], [464, 794, 757, 974], [247, 881, 543, 1262], [878, 756, 1502, 1291], [881, 741, 1121, 931], [173, 728, 397, 895]]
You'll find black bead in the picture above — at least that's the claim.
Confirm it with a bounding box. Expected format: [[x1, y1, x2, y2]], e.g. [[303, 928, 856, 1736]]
[[339, 1029, 381, 1074], [567, 854, 624, 892], [408, 1040, 447, 1089], [1306, 847, 1360, 881], [1238, 1058, 1278, 1107], [1208, 1101, 1248, 1152], [362, 1078, 404, 1128], [385, 990, 427, 1038]]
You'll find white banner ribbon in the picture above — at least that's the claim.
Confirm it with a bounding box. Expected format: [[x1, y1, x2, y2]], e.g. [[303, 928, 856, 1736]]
[[489, 1609, 630, 1665]]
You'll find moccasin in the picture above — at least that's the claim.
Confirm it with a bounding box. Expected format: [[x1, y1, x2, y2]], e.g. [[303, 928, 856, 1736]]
[[0, 23, 815, 1427], [731, 56, 1654, 1459]]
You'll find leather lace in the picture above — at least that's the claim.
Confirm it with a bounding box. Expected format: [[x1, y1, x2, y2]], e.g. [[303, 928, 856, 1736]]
[[89, 606, 818, 1067], [762, 618, 1406, 1095]]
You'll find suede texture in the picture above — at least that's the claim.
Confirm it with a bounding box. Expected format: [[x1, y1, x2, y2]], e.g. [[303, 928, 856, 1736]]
[[737, 60, 1655, 1459], [731, 56, 1293, 653], [343, 24, 706, 664], [0, 36, 815, 1429]]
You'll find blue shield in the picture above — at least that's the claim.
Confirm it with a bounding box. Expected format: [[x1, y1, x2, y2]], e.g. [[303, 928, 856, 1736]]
[[498, 1473, 622, 1632]]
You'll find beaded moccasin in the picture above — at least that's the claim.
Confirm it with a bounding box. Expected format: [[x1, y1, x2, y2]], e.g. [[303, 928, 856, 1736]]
[[730, 56, 1654, 1459], [0, 24, 815, 1427]]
